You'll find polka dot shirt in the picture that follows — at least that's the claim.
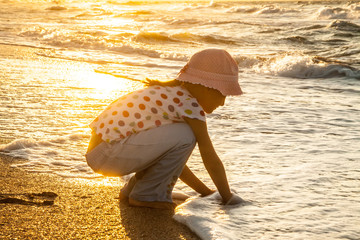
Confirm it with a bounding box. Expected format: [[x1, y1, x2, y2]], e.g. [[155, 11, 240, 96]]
[[90, 85, 206, 143]]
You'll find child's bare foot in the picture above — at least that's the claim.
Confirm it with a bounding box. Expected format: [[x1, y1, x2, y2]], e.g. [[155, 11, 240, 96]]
[[172, 191, 190, 201], [129, 197, 176, 210]]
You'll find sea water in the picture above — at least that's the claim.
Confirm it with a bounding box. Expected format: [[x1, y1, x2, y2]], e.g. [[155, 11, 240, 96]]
[[0, 0, 359, 239]]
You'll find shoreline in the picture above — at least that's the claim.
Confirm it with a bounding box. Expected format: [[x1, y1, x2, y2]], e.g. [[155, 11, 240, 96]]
[[0, 154, 199, 239]]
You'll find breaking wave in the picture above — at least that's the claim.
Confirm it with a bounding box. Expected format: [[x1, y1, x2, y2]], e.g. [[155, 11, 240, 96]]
[[227, 5, 299, 15], [327, 20, 360, 32], [315, 3, 360, 20], [17, 27, 240, 60], [237, 54, 360, 79]]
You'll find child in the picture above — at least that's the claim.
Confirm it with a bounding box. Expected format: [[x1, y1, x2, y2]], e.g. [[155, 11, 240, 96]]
[[86, 49, 244, 209]]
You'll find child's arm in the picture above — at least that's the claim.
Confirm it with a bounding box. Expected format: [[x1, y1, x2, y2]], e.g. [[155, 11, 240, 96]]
[[185, 117, 237, 204], [180, 165, 215, 196]]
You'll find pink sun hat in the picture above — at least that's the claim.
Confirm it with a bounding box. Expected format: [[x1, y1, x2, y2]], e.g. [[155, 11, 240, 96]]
[[176, 49, 243, 96]]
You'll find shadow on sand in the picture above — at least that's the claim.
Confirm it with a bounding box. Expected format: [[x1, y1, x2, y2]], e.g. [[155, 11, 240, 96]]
[[118, 199, 199, 240]]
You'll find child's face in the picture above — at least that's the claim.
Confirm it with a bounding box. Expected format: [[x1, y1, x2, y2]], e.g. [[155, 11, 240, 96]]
[[199, 88, 226, 114]]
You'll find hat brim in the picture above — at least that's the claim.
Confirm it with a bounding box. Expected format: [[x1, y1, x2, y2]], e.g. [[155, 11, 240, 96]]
[[176, 72, 243, 96]]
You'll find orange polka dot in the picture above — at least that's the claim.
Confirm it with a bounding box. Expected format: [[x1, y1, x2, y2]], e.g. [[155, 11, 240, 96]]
[[137, 121, 144, 128], [200, 110, 205, 116], [127, 102, 134, 108], [156, 100, 163, 106], [112, 111, 118, 115], [173, 97, 180, 104], [123, 111, 129, 117], [161, 93, 168, 99], [177, 91, 184, 96], [155, 120, 161, 126], [139, 104, 146, 110], [143, 96, 150, 102], [126, 131, 132, 136], [109, 120, 114, 124], [94, 117, 99, 122], [118, 120, 125, 126], [100, 123, 105, 129]]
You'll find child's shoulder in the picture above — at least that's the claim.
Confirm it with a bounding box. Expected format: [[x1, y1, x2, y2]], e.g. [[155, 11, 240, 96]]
[[115, 85, 194, 107], [135, 84, 189, 96]]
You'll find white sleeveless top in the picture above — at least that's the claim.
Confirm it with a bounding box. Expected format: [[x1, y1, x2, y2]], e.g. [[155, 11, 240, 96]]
[[90, 85, 206, 143]]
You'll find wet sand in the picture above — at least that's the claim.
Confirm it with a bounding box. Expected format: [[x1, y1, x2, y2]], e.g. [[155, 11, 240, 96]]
[[0, 154, 199, 239]]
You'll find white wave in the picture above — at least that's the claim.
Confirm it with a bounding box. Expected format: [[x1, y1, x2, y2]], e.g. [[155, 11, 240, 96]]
[[315, 3, 360, 20], [226, 6, 259, 14], [0, 138, 54, 153], [327, 19, 360, 32], [0, 134, 99, 178], [252, 54, 360, 79], [316, 7, 350, 19], [174, 192, 244, 240], [226, 4, 299, 15], [254, 5, 299, 15], [235, 55, 264, 68], [18, 27, 188, 61]]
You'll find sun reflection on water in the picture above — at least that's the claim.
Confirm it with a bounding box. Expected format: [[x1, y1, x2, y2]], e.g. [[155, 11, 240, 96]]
[[70, 63, 140, 101]]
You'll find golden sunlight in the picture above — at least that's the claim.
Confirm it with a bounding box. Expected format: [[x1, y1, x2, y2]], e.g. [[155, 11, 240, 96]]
[[52, 60, 139, 100], [76, 68, 137, 99]]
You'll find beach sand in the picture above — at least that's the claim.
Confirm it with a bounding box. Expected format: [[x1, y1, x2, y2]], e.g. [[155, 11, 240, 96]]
[[0, 154, 199, 240], [0, 43, 199, 239]]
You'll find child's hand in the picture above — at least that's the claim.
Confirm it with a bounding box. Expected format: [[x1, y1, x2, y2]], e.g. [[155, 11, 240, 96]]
[[224, 194, 245, 205]]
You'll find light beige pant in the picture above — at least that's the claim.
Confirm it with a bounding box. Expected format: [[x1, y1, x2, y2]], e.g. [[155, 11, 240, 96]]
[[86, 123, 196, 202]]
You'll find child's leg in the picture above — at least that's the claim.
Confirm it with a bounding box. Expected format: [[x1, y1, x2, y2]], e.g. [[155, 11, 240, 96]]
[[119, 171, 145, 200], [128, 129, 196, 205], [93, 123, 195, 208]]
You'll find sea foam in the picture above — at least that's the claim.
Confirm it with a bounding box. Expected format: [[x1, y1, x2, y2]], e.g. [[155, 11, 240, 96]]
[[315, 3, 360, 20], [252, 54, 360, 79], [0, 134, 98, 178]]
